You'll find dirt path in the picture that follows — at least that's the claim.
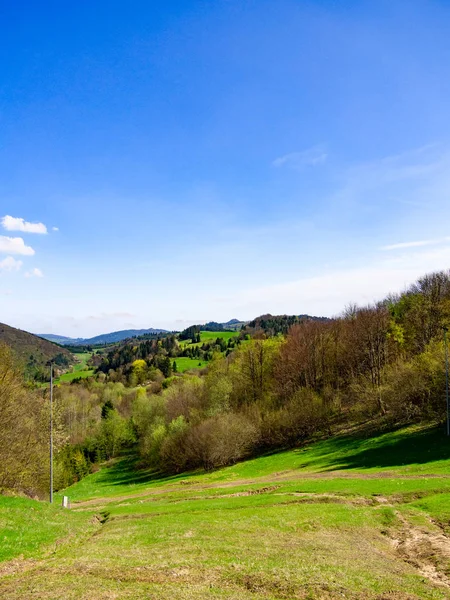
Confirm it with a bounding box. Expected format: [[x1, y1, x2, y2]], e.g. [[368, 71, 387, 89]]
[[72, 470, 450, 509], [391, 511, 450, 589]]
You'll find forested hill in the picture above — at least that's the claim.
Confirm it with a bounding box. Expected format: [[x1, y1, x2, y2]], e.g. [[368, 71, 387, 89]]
[[39, 328, 168, 346], [0, 322, 73, 373], [244, 313, 329, 336]]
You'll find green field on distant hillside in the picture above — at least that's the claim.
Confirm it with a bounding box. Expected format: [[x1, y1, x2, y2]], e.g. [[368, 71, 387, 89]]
[[55, 352, 94, 383], [173, 357, 209, 372], [2, 423, 450, 599], [200, 331, 237, 342], [179, 330, 238, 349]]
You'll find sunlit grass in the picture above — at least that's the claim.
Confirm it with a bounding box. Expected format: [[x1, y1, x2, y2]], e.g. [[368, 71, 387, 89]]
[[2, 422, 450, 599]]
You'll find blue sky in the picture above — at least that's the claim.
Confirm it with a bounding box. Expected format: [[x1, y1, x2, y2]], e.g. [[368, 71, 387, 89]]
[[1, 0, 450, 336]]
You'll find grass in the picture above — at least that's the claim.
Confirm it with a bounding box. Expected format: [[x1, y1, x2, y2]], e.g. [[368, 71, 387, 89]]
[[173, 357, 209, 372], [179, 330, 238, 349], [410, 492, 450, 531], [2, 423, 450, 599], [199, 331, 237, 342], [176, 331, 239, 369], [55, 352, 94, 383], [0, 495, 94, 563]]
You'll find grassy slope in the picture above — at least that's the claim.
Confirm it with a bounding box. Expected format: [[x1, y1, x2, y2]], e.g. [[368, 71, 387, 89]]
[[175, 331, 238, 371], [179, 330, 238, 348], [55, 352, 95, 383], [1, 424, 450, 599], [176, 331, 240, 372], [0, 496, 94, 563], [173, 357, 209, 372]]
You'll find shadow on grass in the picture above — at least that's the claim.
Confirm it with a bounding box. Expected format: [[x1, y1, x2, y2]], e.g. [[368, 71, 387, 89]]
[[96, 454, 192, 488], [313, 424, 450, 472], [93, 424, 450, 488]]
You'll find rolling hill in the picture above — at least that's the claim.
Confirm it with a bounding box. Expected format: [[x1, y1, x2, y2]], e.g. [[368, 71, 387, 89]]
[[0, 322, 73, 369], [39, 328, 168, 346]]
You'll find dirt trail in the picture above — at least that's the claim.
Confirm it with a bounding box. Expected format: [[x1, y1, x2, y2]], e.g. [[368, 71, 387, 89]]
[[391, 511, 450, 589], [72, 470, 450, 508]]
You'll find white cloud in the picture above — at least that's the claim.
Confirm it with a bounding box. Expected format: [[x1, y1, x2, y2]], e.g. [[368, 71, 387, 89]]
[[333, 144, 449, 208], [52, 226, 59, 232], [272, 145, 328, 170], [86, 312, 135, 321], [381, 238, 450, 251], [1, 215, 47, 234], [0, 236, 35, 256], [0, 256, 23, 272], [25, 267, 44, 278], [226, 243, 450, 318]]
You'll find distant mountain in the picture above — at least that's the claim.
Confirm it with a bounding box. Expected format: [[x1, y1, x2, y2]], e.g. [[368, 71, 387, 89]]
[[200, 322, 229, 332], [39, 328, 168, 346], [40, 334, 84, 345], [224, 319, 241, 325], [82, 329, 168, 345], [0, 322, 73, 370], [221, 318, 248, 331]]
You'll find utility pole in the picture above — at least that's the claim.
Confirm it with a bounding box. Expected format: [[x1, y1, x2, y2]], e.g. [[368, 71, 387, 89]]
[[50, 363, 54, 503], [444, 328, 450, 437]]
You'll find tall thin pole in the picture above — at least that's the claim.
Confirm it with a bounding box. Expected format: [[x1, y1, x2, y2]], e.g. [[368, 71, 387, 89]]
[[50, 363, 53, 503], [444, 328, 450, 437]]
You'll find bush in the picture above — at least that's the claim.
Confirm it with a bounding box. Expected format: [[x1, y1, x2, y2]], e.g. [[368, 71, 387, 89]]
[[160, 416, 191, 472], [93, 411, 134, 460], [382, 342, 446, 422], [259, 388, 327, 449], [188, 413, 258, 470]]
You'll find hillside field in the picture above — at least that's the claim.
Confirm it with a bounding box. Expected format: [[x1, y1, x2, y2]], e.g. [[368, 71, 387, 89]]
[[1, 423, 450, 599], [179, 330, 238, 348], [55, 352, 95, 383], [173, 357, 209, 372]]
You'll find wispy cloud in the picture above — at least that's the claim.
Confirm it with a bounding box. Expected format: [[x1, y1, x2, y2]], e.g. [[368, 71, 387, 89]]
[[86, 312, 136, 321], [272, 145, 328, 170], [0, 236, 35, 256], [336, 144, 449, 207], [25, 268, 44, 278], [52, 226, 59, 232], [381, 237, 450, 251], [221, 242, 450, 318], [0, 256, 23, 272], [1, 215, 47, 234]]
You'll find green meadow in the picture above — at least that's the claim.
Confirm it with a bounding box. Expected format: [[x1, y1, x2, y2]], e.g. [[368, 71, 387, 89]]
[[198, 331, 238, 342], [173, 357, 209, 372], [179, 330, 238, 349], [1, 423, 450, 599], [55, 352, 94, 383]]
